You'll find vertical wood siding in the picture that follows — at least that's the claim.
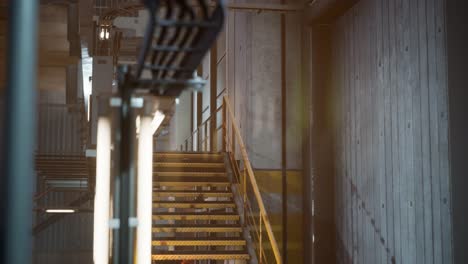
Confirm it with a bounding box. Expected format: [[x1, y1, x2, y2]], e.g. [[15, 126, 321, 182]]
[[330, 0, 453, 263]]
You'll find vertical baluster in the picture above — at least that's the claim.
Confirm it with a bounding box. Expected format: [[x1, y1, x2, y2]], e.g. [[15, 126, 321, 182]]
[[222, 99, 226, 151], [204, 121, 208, 151], [197, 127, 201, 151], [260, 212, 263, 264], [231, 126, 235, 157], [243, 166, 247, 224]]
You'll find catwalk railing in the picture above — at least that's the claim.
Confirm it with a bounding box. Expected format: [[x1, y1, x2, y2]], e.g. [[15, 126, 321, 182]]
[[182, 96, 282, 264]]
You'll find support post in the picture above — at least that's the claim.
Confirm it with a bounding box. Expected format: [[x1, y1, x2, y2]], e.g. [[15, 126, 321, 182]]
[[2, 2, 39, 264], [197, 127, 201, 151], [204, 121, 208, 151], [94, 115, 112, 264], [114, 66, 136, 264], [222, 99, 227, 151], [136, 114, 154, 264], [210, 44, 218, 152]]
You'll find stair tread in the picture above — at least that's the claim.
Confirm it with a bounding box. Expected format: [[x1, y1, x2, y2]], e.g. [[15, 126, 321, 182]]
[[153, 242, 246, 247], [152, 212, 239, 220], [155, 151, 222, 155], [153, 176, 229, 180], [154, 212, 237, 215], [153, 192, 233, 198], [154, 176, 229, 182], [154, 237, 245, 241], [153, 180, 231, 187], [154, 162, 224, 167], [154, 200, 234, 204], [153, 250, 248, 254], [154, 172, 227, 176], [154, 202, 235, 209], [152, 227, 242, 231], [154, 190, 231, 194], [154, 223, 241, 227], [152, 251, 249, 260]]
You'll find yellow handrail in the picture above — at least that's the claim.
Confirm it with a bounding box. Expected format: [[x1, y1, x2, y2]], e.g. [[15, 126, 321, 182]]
[[223, 96, 282, 264]]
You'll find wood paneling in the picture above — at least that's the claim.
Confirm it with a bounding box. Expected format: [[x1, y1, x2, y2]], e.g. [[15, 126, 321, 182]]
[[0, 4, 73, 91], [329, 0, 452, 263], [38, 67, 66, 90]]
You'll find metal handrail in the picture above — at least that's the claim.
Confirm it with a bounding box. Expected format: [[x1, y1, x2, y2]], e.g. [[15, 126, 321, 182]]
[[223, 96, 282, 263], [181, 95, 282, 263]]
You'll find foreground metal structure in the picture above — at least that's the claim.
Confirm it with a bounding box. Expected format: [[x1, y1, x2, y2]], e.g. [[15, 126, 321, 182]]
[[111, 1, 226, 263], [1, 1, 39, 264]]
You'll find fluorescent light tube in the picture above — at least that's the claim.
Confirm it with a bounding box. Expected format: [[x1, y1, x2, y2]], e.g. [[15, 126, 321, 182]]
[[45, 209, 75, 213]]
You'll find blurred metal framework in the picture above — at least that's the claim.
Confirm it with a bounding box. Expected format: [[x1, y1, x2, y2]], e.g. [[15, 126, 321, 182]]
[[111, 1, 226, 263]]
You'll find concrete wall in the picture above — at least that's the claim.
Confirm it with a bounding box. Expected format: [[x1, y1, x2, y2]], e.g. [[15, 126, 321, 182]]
[[226, 7, 281, 169], [225, 2, 305, 263], [327, 0, 453, 263]]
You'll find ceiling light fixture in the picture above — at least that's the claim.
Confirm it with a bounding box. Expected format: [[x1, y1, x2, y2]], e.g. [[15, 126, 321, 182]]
[[45, 209, 75, 214], [99, 28, 105, 40]]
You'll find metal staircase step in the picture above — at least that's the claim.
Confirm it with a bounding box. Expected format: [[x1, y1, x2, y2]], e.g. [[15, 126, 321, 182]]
[[151, 152, 249, 261], [153, 201, 236, 209], [154, 176, 228, 182], [154, 171, 227, 177], [153, 178, 230, 188], [155, 152, 223, 157], [152, 251, 250, 261], [152, 237, 246, 246], [152, 212, 239, 221], [154, 162, 225, 168], [152, 224, 242, 233], [153, 190, 233, 198], [154, 162, 226, 173], [155, 152, 224, 162]]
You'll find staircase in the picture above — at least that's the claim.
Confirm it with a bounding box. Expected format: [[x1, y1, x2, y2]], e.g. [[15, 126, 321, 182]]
[[152, 152, 250, 262]]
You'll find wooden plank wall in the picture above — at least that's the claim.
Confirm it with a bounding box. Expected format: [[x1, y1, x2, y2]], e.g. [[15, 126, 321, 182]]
[[329, 0, 453, 263]]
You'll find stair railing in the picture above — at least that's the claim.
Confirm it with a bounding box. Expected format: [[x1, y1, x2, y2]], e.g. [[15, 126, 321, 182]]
[[180, 103, 224, 152], [182, 95, 282, 264]]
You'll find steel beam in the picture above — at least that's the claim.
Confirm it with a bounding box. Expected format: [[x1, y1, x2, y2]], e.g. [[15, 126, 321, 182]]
[[1, 1, 39, 264], [114, 65, 136, 264]]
